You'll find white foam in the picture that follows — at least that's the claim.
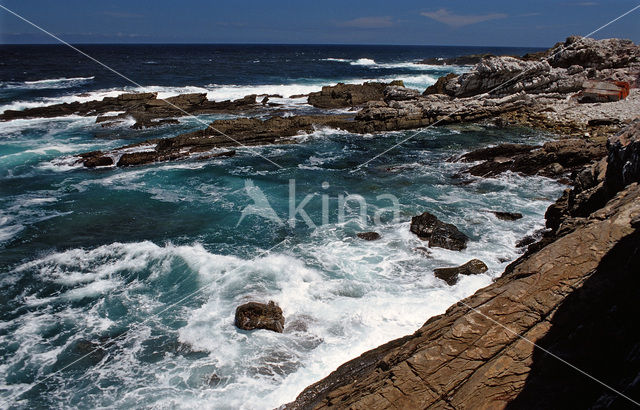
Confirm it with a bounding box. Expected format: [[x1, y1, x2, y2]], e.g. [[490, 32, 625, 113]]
[[350, 58, 377, 66], [1, 76, 95, 91]]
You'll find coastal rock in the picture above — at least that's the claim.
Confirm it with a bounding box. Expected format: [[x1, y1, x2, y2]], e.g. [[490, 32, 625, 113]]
[[605, 121, 640, 195], [433, 259, 488, 285], [77, 114, 353, 167], [234, 301, 284, 333], [423, 73, 458, 95], [307, 81, 404, 108], [491, 211, 523, 221], [460, 139, 606, 178], [547, 36, 640, 70], [383, 86, 421, 101], [410, 212, 468, 251], [0, 91, 258, 125], [419, 53, 497, 66], [356, 232, 381, 241]]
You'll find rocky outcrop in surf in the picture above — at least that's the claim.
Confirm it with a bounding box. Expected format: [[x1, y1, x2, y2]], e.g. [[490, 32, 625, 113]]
[[234, 301, 285, 333], [307, 81, 404, 109], [76, 115, 353, 167], [285, 121, 640, 410], [0, 92, 259, 128], [409, 212, 469, 251], [433, 259, 488, 286]]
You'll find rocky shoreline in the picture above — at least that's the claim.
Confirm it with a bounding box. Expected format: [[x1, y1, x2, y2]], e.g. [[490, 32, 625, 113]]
[[285, 121, 640, 409]]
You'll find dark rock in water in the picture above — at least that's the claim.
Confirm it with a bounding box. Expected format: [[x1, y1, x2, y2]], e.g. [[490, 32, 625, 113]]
[[491, 211, 523, 221], [356, 232, 381, 241], [207, 373, 221, 387], [74, 339, 107, 362], [78, 114, 353, 168], [410, 212, 468, 251], [516, 235, 538, 248], [458, 144, 535, 163], [83, 154, 113, 168], [459, 139, 606, 178], [234, 301, 285, 333], [433, 259, 488, 285], [117, 152, 159, 167], [413, 246, 432, 257], [419, 53, 497, 66], [0, 91, 258, 125], [307, 81, 403, 109]]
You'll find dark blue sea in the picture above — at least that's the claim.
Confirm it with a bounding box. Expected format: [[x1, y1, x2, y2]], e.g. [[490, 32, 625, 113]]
[[0, 44, 562, 409]]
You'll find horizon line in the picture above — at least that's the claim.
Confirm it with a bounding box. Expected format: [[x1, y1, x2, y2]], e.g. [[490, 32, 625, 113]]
[[0, 41, 550, 49]]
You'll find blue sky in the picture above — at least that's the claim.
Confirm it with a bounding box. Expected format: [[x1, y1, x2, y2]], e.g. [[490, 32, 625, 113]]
[[1, 0, 639, 46]]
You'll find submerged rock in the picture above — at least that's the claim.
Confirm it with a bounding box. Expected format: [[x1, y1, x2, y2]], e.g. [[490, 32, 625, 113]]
[[410, 212, 468, 251], [433, 259, 488, 285], [356, 232, 381, 241], [234, 301, 285, 333]]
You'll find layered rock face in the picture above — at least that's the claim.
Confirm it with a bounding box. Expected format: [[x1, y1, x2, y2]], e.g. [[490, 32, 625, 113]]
[[286, 124, 640, 409], [307, 81, 404, 109]]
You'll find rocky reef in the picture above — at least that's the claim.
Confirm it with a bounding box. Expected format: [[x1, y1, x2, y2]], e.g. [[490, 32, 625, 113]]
[[285, 121, 640, 409], [0, 92, 259, 128]]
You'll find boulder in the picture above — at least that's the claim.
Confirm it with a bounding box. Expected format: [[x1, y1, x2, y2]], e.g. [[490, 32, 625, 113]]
[[234, 301, 285, 333], [410, 212, 468, 251], [433, 259, 488, 285], [356, 232, 381, 240], [492, 211, 523, 221]]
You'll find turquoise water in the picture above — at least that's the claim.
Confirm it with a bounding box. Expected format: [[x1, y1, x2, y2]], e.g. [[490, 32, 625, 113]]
[[0, 116, 564, 408]]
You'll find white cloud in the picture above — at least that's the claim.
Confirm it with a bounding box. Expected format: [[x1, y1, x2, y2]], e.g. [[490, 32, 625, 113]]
[[421, 9, 507, 28], [337, 16, 394, 29]]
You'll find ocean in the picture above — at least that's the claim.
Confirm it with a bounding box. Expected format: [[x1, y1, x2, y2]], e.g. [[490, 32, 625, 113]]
[[0, 44, 562, 409]]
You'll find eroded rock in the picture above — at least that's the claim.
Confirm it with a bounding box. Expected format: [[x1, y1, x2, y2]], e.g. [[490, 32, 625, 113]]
[[356, 232, 381, 241], [433, 259, 488, 285], [410, 212, 468, 251], [234, 301, 285, 333]]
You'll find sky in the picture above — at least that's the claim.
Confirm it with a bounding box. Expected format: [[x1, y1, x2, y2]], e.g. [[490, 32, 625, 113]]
[[0, 0, 639, 47]]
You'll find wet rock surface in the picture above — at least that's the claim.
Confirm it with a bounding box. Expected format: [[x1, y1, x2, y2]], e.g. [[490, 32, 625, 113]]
[[76, 115, 353, 167], [234, 301, 285, 333], [410, 212, 468, 251], [356, 232, 381, 241], [458, 138, 606, 178], [0, 92, 260, 127], [491, 211, 523, 221], [433, 259, 488, 285]]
